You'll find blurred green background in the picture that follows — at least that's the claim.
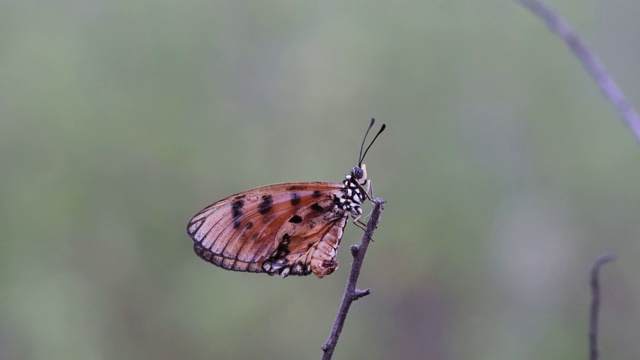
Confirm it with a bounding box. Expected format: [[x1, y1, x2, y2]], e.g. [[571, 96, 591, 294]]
[[2, 1, 640, 359]]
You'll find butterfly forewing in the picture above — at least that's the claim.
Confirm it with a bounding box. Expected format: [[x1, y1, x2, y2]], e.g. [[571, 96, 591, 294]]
[[187, 182, 349, 278]]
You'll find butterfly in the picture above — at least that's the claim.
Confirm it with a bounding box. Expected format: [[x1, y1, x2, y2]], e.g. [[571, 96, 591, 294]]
[[186, 119, 385, 278]]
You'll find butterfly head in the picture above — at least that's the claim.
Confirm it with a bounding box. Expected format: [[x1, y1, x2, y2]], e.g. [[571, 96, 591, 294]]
[[350, 164, 367, 185]]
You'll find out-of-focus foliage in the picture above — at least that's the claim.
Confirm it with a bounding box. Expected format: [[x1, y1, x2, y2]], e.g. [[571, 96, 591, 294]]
[[1, 1, 639, 359]]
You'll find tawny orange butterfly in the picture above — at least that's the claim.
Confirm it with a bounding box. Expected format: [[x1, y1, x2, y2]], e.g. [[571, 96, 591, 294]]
[[186, 119, 385, 278]]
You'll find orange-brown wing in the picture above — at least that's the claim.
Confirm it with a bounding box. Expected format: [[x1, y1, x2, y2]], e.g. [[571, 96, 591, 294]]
[[187, 182, 348, 278]]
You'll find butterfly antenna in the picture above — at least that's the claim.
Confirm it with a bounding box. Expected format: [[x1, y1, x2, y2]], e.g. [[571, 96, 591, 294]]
[[359, 119, 386, 166], [358, 118, 376, 165]]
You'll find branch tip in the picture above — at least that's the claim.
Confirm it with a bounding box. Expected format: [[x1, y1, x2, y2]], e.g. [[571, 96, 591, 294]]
[[589, 252, 616, 360], [590, 253, 617, 278], [353, 288, 371, 300]]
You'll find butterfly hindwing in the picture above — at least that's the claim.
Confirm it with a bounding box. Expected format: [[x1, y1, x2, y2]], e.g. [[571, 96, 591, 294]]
[[187, 182, 348, 278], [262, 194, 348, 278]]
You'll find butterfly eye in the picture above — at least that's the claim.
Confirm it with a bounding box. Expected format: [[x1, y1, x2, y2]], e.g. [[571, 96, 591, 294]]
[[352, 166, 364, 179]]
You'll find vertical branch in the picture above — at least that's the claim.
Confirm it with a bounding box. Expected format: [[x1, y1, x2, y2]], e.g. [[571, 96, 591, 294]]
[[589, 253, 616, 360], [516, 0, 640, 144], [321, 198, 385, 360]]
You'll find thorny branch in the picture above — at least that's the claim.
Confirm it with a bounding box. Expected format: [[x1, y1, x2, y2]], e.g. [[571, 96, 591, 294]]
[[321, 198, 385, 360], [589, 253, 616, 360], [516, 0, 640, 144]]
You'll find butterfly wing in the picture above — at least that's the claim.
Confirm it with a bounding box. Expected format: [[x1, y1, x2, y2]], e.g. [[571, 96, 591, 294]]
[[187, 182, 348, 278]]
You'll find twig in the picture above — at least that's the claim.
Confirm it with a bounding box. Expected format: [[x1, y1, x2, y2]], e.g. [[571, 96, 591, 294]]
[[589, 253, 616, 360], [321, 198, 385, 360], [516, 0, 640, 143]]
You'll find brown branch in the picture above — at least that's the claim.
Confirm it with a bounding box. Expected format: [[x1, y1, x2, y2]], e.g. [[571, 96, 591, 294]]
[[321, 198, 385, 360], [589, 253, 616, 360], [516, 0, 640, 144]]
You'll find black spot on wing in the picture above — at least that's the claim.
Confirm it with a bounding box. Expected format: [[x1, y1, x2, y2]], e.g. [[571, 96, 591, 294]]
[[312, 190, 322, 198], [231, 200, 244, 228], [232, 200, 244, 217], [258, 195, 273, 214], [268, 233, 291, 261], [289, 215, 302, 223], [290, 193, 301, 206], [245, 221, 253, 229], [311, 203, 325, 212]]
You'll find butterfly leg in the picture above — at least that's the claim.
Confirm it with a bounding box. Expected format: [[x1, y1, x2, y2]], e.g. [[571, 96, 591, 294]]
[[359, 180, 374, 202], [351, 215, 374, 241], [352, 216, 366, 229]]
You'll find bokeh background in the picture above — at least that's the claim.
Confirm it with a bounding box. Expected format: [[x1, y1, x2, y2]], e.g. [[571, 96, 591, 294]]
[[2, 1, 640, 359]]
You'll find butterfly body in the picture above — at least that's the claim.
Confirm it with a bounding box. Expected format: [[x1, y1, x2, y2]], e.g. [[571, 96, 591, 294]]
[[187, 166, 369, 278]]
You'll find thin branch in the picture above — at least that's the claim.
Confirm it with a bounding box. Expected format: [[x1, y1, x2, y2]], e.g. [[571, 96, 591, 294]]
[[321, 198, 385, 360], [589, 253, 617, 360], [516, 0, 640, 144]]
